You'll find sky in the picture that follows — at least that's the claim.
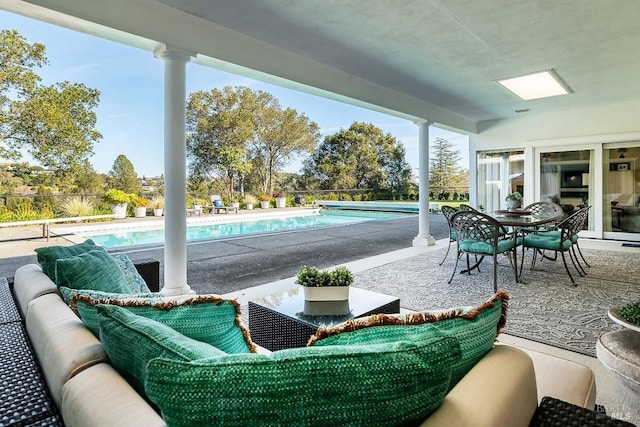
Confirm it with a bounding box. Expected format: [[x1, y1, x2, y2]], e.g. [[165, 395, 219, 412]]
[[2, 10, 469, 178]]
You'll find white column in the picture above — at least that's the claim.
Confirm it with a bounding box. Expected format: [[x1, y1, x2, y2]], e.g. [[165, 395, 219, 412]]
[[413, 120, 436, 246], [154, 46, 194, 296]]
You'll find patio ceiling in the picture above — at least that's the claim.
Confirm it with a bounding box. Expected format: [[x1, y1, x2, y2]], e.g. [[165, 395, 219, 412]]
[[3, 0, 640, 134]]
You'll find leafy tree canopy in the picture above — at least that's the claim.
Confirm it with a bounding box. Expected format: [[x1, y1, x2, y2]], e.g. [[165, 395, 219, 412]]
[[301, 122, 412, 193], [108, 154, 141, 194], [0, 29, 101, 173], [186, 86, 319, 198]]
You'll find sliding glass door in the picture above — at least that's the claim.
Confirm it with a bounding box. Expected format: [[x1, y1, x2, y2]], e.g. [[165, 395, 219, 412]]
[[536, 148, 594, 231], [604, 144, 640, 239]]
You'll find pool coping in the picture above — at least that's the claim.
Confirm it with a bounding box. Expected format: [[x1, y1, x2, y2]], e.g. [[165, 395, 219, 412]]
[[54, 207, 321, 243]]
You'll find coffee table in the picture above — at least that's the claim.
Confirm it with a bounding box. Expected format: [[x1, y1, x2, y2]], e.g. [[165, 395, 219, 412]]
[[248, 287, 400, 351]]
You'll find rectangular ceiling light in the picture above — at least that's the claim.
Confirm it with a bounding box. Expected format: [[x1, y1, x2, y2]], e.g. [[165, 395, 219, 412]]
[[497, 70, 571, 100]]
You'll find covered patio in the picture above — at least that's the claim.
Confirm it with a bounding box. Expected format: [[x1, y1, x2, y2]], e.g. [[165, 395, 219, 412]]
[[1, 1, 639, 425]]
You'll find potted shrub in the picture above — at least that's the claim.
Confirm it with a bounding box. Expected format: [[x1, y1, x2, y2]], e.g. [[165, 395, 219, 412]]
[[130, 195, 149, 217], [243, 194, 257, 210], [230, 195, 240, 209], [103, 189, 130, 219], [150, 195, 165, 216], [295, 265, 354, 301], [258, 194, 271, 209], [505, 191, 523, 211], [274, 191, 286, 208]]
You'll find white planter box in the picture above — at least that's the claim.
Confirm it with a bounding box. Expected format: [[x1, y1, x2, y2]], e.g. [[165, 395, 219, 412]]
[[246, 203, 254, 210], [303, 286, 350, 301], [111, 203, 128, 219], [275, 197, 286, 208], [260, 201, 270, 209], [134, 207, 147, 218], [153, 208, 163, 217]]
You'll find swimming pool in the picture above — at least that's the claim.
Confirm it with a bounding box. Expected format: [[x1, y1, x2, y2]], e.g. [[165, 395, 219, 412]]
[[78, 209, 409, 249]]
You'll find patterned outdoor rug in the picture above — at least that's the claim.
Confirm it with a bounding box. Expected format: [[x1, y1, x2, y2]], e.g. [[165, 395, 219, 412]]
[[353, 246, 640, 357]]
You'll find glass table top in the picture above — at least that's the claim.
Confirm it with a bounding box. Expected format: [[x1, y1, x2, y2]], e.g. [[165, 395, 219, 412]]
[[250, 286, 399, 329]]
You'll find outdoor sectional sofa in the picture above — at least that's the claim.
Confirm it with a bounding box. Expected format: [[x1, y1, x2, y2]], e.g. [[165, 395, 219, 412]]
[[10, 254, 604, 426]]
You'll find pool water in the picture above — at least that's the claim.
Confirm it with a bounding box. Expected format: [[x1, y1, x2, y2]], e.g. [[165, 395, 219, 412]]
[[80, 210, 408, 249]]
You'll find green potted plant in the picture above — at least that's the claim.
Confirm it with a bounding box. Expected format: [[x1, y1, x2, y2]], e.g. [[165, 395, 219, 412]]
[[229, 195, 240, 209], [295, 265, 354, 301], [258, 194, 271, 209], [103, 189, 131, 219], [243, 194, 257, 210], [150, 195, 165, 216], [130, 195, 149, 218], [274, 191, 286, 208], [505, 191, 522, 211]]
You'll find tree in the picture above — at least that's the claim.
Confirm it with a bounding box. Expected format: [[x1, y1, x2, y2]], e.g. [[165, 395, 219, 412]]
[[186, 86, 319, 198], [302, 122, 411, 192], [67, 161, 105, 195], [383, 144, 413, 197], [107, 154, 141, 194], [0, 30, 102, 172], [186, 87, 255, 200], [249, 91, 319, 194], [429, 137, 462, 197]]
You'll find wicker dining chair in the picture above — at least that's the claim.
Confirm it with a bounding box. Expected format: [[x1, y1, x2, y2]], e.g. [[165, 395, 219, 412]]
[[448, 210, 521, 292]]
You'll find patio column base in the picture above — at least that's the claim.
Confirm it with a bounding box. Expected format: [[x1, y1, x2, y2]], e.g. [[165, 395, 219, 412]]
[[161, 284, 196, 296], [413, 234, 436, 246]]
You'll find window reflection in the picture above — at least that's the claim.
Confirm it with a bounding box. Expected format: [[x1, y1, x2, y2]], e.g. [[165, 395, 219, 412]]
[[605, 146, 640, 234]]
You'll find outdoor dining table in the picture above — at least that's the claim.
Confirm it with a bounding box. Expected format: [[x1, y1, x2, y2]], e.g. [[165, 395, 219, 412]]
[[487, 209, 565, 283], [488, 209, 564, 229]]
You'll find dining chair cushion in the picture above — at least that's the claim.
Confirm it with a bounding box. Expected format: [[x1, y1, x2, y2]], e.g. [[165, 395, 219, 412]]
[[35, 239, 97, 280], [144, 336, 460, 427], [96, 304, 226, 396], [71, 294, 256, 354], [524, 235, 573, 251], [459, 239, 516, 255], [535, 230, 580, 243], [308, 291, 508, 389], [54, 249, 132, 294]]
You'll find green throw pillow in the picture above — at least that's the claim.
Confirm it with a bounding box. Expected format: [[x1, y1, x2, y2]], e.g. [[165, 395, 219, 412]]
[[35, 239, 97, 280], [96, 304, 225, 395], [112, 254, 151, 293], [54, 249, 131, 294], [60, 286, 160, 305], [309, 290, 509, 389], [144, 336, 461, 427], [72, 294, 256, 354]]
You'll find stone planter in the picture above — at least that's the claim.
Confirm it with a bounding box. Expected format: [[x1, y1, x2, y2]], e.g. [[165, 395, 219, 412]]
[[110, 203, 128, 219], [260, 201, 270, 209], [275, 197, 286, 208], [303, 286, 350, 302], [153, 208, 164, 217], [246, 203, 254, 210]]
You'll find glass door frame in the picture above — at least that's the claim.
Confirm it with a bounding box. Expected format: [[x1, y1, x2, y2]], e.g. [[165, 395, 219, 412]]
[[602, 140, 640, 241], [533, 144, 602, 239]]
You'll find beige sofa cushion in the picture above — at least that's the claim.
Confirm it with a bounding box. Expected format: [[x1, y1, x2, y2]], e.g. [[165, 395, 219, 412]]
[[13, 264, 58, 318], [517, 346, 596, 409], [61, 363, 166, 427], [26, 293, 108, 407], [420, 345, 538, 427]]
